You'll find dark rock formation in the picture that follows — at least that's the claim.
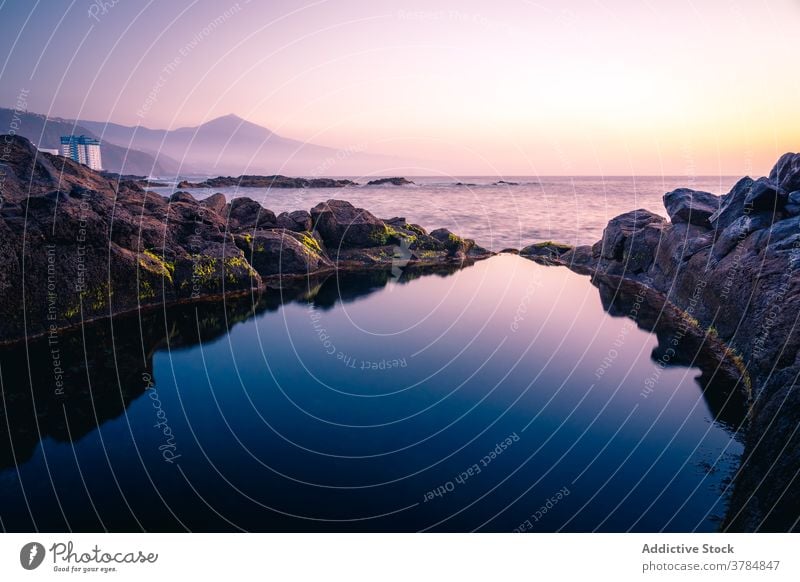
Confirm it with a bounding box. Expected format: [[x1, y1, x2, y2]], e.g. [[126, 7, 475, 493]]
[[235, 229, 332, 276], [203, 192, 228, 215], [745, 176, 785, 210], [769, 152, 800, 193], [520, 153, 800, 532], [177, 175, 358, 189], [225, 196, 277, 230], [0, 135, 491, 344], [276, 209, 313, 232], [663, 188, 720, 226], [429, 228, 486, 259], [310, 199, 390, 248], [519, 241, 572, 263], [366, 177, 414, 186], [709, 177, 754, 229]]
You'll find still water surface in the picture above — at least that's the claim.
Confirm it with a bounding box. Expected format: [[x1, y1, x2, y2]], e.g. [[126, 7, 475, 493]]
[[0, 255, 745, 531]]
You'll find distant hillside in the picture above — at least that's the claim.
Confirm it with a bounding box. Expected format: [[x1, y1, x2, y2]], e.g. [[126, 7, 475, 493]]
[[78, 113, 408, 176], [0, 108, 180, 177]]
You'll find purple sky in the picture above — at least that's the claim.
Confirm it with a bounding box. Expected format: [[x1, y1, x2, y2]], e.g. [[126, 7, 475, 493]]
[[0, 0, 797, 175]]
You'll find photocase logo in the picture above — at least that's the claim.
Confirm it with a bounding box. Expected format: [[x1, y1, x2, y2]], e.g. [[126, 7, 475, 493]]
[[20, 542, 46, 570]]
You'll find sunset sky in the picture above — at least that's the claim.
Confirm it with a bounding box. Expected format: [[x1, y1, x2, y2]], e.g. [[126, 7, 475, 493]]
[[0, 0, 797, 175]]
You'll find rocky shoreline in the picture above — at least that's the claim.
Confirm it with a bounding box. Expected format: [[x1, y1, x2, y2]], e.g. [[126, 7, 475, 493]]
[[2, 133, 798, 531], [0, 136, 490, 345], [520, 152, 800, 532]]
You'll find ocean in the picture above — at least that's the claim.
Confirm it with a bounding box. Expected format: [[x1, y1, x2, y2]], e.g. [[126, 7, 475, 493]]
[[153, 175, 739, 250]]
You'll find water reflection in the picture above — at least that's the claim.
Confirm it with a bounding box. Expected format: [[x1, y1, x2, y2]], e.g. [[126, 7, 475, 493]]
[[0, 263, 465, 472], [592, 274, 748, 434], [0, 258, 747, 532]]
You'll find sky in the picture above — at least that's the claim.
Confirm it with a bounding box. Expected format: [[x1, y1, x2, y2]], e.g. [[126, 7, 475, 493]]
[[0, 0, 797, 175]]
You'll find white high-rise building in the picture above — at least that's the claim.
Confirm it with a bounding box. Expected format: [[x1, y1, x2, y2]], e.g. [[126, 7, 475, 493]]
[[60, 135, 103, 171]]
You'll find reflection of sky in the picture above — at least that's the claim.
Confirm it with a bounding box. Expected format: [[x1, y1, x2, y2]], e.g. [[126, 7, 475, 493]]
[[0, 0, 796, 175], [0, 255, 742, 531]]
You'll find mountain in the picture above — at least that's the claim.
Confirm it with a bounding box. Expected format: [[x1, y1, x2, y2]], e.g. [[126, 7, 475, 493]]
[[0, 108, 180, 176], [77, 113, 404, 177]]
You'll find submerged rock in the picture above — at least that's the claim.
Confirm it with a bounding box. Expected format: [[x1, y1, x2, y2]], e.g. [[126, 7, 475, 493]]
[[366, 177, 414, 186], [179, 175, 358, 189]]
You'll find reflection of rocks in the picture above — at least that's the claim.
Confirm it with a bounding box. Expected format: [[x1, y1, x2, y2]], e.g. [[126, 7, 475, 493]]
[[594, 275, 747, 432], [521, 152, 800, 532], [310, 262, 467, 310], [0, 262, 467, 471]]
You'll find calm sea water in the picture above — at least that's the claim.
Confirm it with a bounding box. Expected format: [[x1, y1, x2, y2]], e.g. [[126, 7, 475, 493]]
[[153, 175, 739, 250], [0, 255, 745, 532]]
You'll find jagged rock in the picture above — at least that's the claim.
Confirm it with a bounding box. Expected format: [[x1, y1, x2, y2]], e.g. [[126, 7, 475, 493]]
[[170, 191, 197, 204], [276, 210, 312, 232], [712, 212, 779, 260], [310, 199, 389, 248], [518, 152, 800, 532], [745, 177, 785, 210], [0, 136, 491, 344], [598, 209, 666, 262], [429, 228, 486, 259], [784, 191, 800, 216], [225, 197, 277, 231], [769, 152, 800, 193], [709, 177, 754, 229], [202, 192, 227, 215], [235, 229, 332, 276], [520, 241, 572, 262], [663, 188, 720, 227]]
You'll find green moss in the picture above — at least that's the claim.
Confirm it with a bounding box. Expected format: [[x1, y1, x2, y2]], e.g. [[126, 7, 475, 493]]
[[192, 256, 218, 284], [680, 312, 700, 329], [405, 224, 426, 237], [369, 225, 417, 247], [223, 256, 257, 284], [141, 249, 174, 283], [725, 346, 752, 395], [368, 225, 393, 246], [298, 233, 323, 254], [138, 279, 155, 300], [89, 283, 111, 310]]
